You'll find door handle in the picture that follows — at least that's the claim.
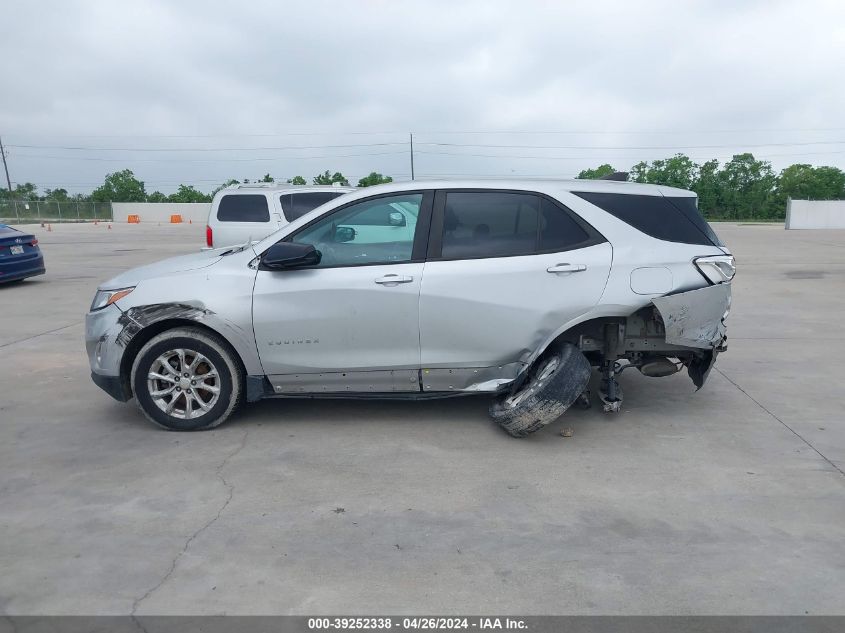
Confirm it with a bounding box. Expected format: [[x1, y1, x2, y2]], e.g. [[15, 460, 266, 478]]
[[547, 263, 587, 274], [374, 274, 414, 286]]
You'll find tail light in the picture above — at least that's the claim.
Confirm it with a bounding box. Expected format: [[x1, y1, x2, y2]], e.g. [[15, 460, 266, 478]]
[[206, 225, 213, 248], [29, 239, 38, 247], [694, 255, 735, 284]]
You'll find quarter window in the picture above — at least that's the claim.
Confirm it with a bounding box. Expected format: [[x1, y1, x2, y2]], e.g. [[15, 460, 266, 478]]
[[573, 191, 723, 246], [539, 197, 590, 251], [217, 194, 270, 223], [290, 193, 422, 268]]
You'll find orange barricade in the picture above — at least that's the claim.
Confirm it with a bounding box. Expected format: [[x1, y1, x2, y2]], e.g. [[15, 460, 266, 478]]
[[127, 215, 140, 224], [170, 214, 183, 224]]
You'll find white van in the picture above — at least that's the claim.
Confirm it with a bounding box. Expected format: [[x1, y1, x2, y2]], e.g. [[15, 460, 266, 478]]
[[205, 183, 355, 248]]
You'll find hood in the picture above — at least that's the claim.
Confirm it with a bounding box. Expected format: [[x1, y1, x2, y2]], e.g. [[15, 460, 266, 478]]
[[100, 249, 224, 289]]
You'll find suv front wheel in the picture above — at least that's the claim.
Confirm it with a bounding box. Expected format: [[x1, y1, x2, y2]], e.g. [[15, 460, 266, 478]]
[[130, 327, 244, 431]]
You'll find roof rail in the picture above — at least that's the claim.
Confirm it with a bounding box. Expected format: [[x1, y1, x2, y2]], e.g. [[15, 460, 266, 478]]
[[236, 182, 279, 189], [598, 171, 629, 181]]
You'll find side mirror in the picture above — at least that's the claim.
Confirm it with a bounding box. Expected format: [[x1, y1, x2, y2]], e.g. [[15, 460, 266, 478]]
[[388, 211, 406, 227], [334, 226, 356, 243], [262, 242, 321, 270]]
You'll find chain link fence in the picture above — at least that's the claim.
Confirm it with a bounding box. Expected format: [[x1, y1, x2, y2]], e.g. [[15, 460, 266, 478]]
[[0, 200, 113, 223]]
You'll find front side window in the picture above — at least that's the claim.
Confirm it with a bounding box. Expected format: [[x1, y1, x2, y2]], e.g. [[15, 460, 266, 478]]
[[290, 193, 422, 268], [217, 194, 270, 223], [280, 191, 346, 222]]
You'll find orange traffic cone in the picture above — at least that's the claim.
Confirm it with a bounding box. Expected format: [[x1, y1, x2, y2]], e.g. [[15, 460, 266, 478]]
[[107, 223, 112, 230], [47, 224, 52, 232], [189, 219, 192, 224]]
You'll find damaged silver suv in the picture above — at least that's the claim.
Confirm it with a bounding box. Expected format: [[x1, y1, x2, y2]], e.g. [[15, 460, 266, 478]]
[[86, 178, 733, 437]]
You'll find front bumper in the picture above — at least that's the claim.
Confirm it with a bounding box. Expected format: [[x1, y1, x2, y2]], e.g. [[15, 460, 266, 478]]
[[86, 304, 130, 400], [90, 371, 131, 401]]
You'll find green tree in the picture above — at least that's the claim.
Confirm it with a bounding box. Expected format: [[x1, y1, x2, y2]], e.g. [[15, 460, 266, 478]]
[[313, 170, 349, 186], [146, 191, 168, 202], [776, 164, 845, 207], [718, 153, 777, 219], [357, 172, 393, 187], [287, 176, 307, 185], [0, 182, 39, 201], [91, 169, 146, 202], [259, 173, 274, 183], [693, 159, 721, 218], [43, 187, 70, 201], [629, 161, 649, 183], [812, 166, 845, 199], [577, 164, 616, 179], [631, 154, 699, 190], [168, 185, 211, 203]]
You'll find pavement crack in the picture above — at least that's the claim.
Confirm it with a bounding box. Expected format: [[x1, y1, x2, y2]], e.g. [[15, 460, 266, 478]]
[[0, 321, 82, 349], [715, 367, 844, 477], [130, 427, 250, 615]]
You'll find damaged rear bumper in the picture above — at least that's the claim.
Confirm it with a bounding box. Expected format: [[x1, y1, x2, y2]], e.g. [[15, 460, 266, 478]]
[[651, 283, 731, 389]]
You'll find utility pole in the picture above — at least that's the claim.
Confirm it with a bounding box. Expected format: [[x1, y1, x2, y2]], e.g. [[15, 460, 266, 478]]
[[0, 136, 12, 196], [409, 132, 415, 181]]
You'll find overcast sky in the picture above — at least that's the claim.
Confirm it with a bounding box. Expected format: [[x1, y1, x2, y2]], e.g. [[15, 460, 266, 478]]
[[1, 0, 844, 194]]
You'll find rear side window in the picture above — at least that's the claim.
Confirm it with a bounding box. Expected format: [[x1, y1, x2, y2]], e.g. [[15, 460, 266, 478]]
[[280, 191, 346, 221], [217, 194, 270, 223], [441, 192, 539, 259], [573, 191, 723, 246], [438, 192, 601, 260]]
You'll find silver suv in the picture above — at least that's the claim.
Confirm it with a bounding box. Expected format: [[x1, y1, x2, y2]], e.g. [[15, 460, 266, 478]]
[[86, 179, 733, 437]]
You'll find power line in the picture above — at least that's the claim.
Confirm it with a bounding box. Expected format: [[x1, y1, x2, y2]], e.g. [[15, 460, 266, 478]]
[[9, 126, 845, 139], [419, 140, 845, 150], [13, 139, 845, 153], [416, 149, 845, 161], [11, 150, 410, 162], [6, 142, 408, 152]]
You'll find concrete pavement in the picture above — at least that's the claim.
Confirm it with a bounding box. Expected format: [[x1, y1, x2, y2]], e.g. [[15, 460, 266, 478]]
[[0, 221, 843, 615]]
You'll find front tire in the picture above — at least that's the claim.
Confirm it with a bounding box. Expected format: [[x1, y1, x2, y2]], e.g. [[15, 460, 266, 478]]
[[130, 327, 244, 431], [489, 343, 591, 437]]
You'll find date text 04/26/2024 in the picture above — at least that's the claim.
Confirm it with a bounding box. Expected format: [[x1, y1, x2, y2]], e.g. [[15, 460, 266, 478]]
[[307, 617, 527, 630]]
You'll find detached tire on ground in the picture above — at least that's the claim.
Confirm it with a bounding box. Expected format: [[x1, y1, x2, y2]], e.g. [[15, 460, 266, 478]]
[[489, 343, 591, 437], [131, 327, 244, 431]]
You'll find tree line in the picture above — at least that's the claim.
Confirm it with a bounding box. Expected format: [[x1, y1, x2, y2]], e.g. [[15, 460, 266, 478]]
[[577, 153, 845, 219], [0, 170, 393, 205], [2, 153, 844, 219]]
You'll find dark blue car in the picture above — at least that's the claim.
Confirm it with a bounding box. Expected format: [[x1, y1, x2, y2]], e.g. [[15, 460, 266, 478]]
[[0, 224, 45, 283]]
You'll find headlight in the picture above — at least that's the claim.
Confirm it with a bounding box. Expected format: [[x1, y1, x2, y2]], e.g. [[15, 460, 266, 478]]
[[694, 255, 735, 285], [90, 287, 135, 311]]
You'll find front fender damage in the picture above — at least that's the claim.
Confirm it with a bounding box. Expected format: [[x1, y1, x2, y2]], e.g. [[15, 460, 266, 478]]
[[115, 302, 211, 347], [651, 284, 731, 390]]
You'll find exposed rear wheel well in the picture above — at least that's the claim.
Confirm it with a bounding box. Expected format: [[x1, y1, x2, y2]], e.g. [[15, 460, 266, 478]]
[[544, 316, 625, 365], [119, 319, 246, 399]]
